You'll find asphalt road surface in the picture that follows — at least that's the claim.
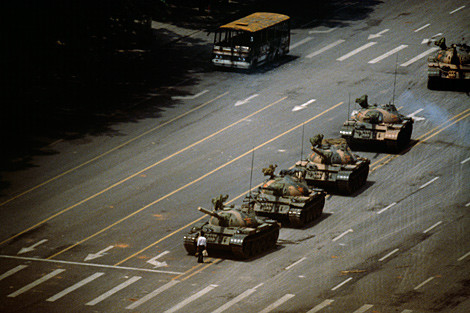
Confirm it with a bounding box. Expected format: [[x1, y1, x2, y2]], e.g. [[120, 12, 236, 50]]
[[0, 1, 469, 312]]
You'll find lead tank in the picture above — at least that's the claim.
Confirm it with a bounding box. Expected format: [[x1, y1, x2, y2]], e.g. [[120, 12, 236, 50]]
[[295, 134, 370, 194], [427, 37, 470, 89], [183, 195, 280, 259], [340, 95, 413, 151], [248, 165, 325, 227]]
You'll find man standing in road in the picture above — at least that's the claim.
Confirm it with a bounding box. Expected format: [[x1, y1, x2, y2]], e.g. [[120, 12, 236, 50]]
[[197, 231, 207, 263]]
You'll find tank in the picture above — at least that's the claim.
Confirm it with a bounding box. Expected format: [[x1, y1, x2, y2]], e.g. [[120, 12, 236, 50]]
[[295, 134, 370, 194], [183, 195, 280, 259], [427, 37, 470, 89], [340, 94, 413, 151], [248, 165, 326, 227]]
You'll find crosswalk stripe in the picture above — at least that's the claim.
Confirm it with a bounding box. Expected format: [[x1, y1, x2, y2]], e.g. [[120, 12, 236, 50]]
[[86, 276, 141, 306], [368, 45, 408, 63], [126, 280, 180, 310], [353, 304, 374, 313], [400, 47, 439, 67], [258, 294, 295, 313], [163, 284, 218, 313], [46, 272, 105, 302], [0, 265, 28, 281], [211, 288, 257, 313], [307, 299, 334, 313], [7, 268, 65, 298], [306, 40, 345, 58], [337, 42, 377, 61], [291, 37, 314, 50]]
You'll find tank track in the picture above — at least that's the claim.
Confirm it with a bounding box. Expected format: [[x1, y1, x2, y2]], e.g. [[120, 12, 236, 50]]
[[231, 228, 279, 259], [288, 196, 325, 227], [337, 164, 369, 194]]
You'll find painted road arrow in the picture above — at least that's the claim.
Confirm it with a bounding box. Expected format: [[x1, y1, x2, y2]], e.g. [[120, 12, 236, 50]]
[[147, 251, 170, 268], [421, 33, 443, 45], [368, 29, 389, 40], [18, 239, 48, 255], [84, 245, 114, 261], [235, 94, 259, 106], [292, 99, 316, 112]]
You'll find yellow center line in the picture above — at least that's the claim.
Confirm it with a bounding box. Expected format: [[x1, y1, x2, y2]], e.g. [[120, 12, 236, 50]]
[[113, 101, 344, 266], [0, 95, 285, 248], [0, 92, 229, 208], [180, 259, 223, 282]]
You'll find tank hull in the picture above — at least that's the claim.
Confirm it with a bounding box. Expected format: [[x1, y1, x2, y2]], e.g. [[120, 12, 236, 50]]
[[295, 159, 369, 194], [340, 119, 412, 152], [183, 220, 279, 259], [251, 191, 325, 228]]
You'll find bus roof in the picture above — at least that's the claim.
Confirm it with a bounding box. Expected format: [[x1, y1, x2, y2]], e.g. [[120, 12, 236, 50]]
[[220, 12, 290, 33]]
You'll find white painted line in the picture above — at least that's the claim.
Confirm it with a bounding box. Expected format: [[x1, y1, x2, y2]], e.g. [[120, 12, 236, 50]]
[[307, 299, 334, 313], [306, 39, 345, 58], [377, 202, 397, 214], [415, 24, 430, 32], [211, 287, 258, 313], [18, 239, 48, 255], [466, 202, 470, 207], [450, 6, 465, 14], [291, 37, 314, 50], [414, 276, 435, 290], [309, 28, 337, 34], [0, 265, 28, 281], [400, 47, 439, 66], [86, 276, 141, 305], [419, 177, 439, 189], [172, 89, 209, 100], [164, 284, 218, 313], [285, 257, 307, 270], [423, 221, 443, 233], [368, 45, 408, 63], [457, 251, 470, 262], [8, 269, 65, 297], [235, 94, 259, 106], [401, 310, 413, 313], [292, 99, 316, 112], [368, 29, 389, 39], [331, 277, 353, 291], [379, 248, 399, 261], [258, 294, 295, 313], [337, 42, 377, 61], [353, 304, 374, 313], [126, 280, 180, 309], [0, 255, 183, 275], [461, 157, 470, 164], [47, 272, 105, 302], [332, 229, 353, 242]]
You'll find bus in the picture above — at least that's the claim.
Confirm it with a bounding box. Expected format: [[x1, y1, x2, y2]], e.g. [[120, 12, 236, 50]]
[[212, 12, 290, 70]]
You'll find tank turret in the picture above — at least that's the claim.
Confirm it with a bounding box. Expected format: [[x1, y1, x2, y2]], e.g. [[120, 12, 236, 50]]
[[248, 166, 325, 227], [183, 195, 279, 259], [295, 134, 370, 194], [340, 95, 413, 151], [427, 37, 470, 89]]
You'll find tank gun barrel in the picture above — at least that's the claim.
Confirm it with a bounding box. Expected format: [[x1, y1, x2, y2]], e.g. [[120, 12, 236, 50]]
[[198, 206, 223, 219], [311, 146, 327, 159]]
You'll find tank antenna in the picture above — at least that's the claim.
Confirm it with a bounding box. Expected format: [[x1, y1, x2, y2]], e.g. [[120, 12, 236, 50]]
[[248, 147, 255, 203], [300, 123, 305, 161], [391, 53, 398, 105], [347, 92, 351, 121]]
